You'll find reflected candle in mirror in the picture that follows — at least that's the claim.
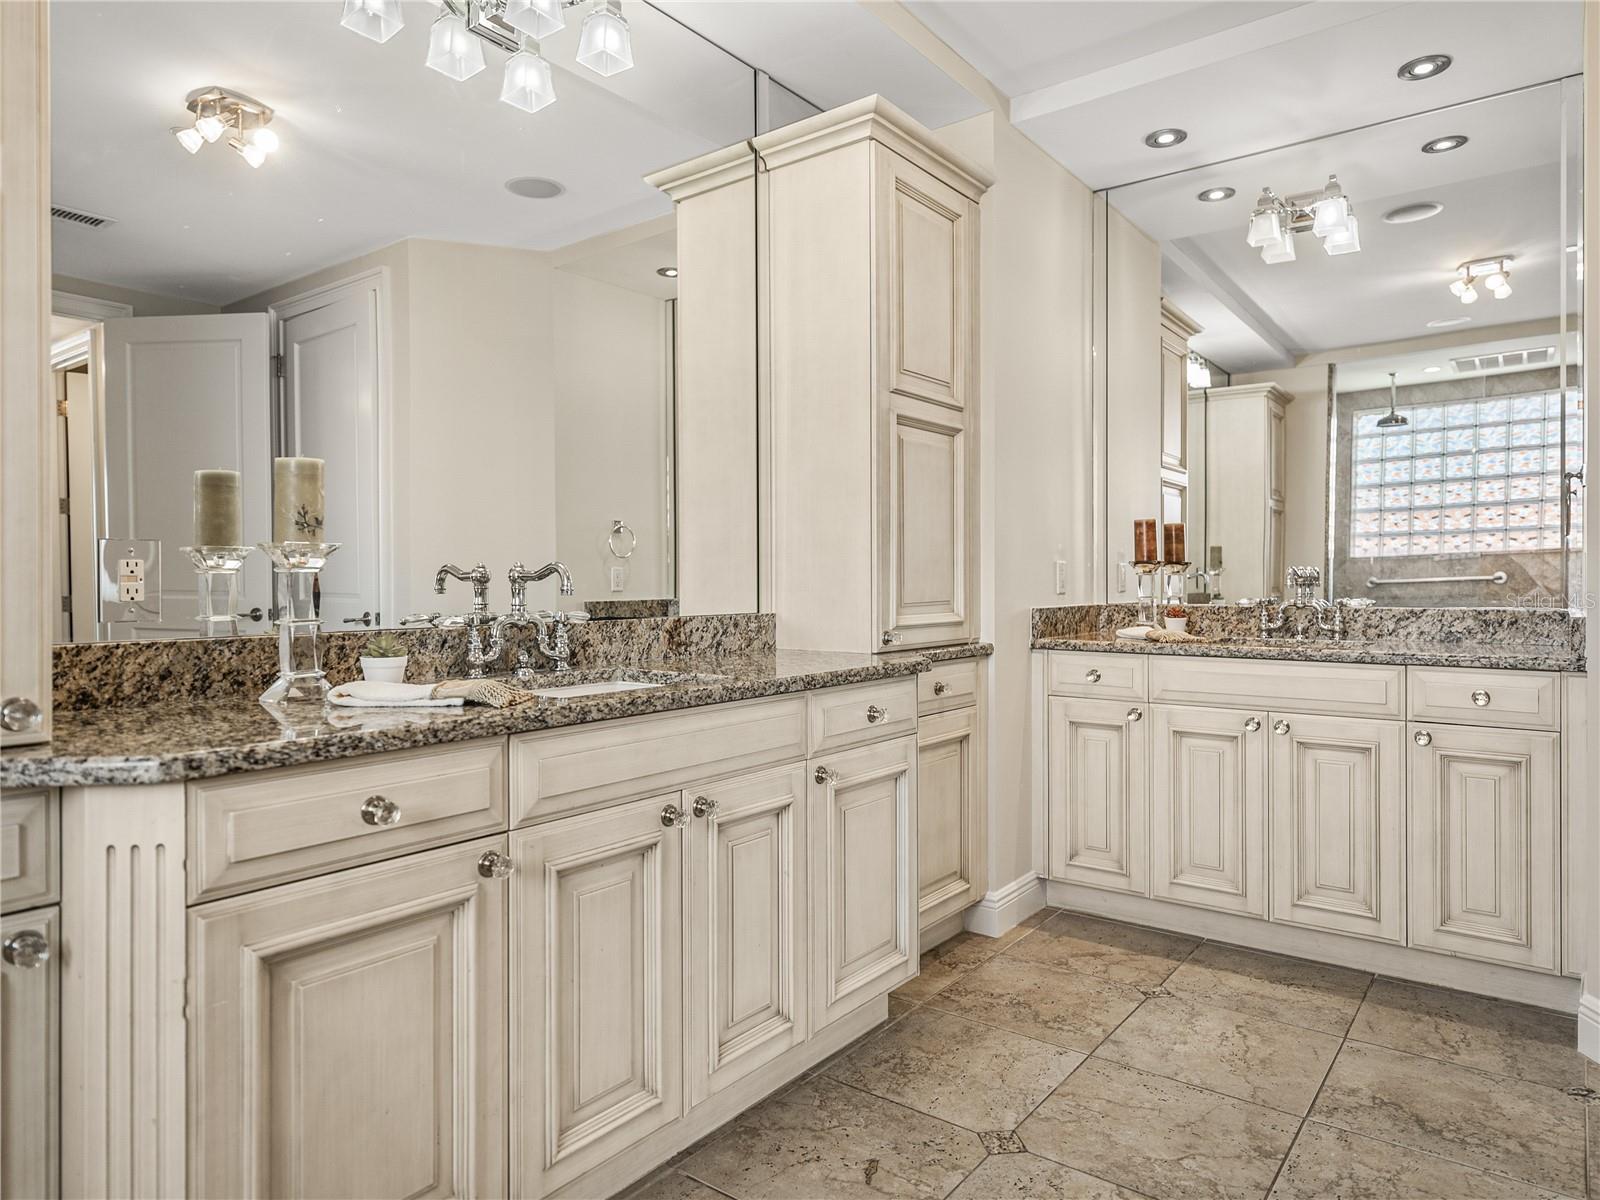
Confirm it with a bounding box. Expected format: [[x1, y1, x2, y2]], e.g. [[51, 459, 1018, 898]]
[[1134, 519, 1158, 564], [194, 469, 242, 546], [273, 457, 325, 542], [1208, 544, 1224, 571], [1163, 522, 1186, 564]]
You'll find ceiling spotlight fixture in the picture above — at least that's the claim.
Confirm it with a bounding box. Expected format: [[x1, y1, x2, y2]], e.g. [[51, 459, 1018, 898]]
[[656, 266, 678, 278], [1398, 53, 1452, 81], [340, 0, 404, 43], [1246, 174, 1360, 264], [1421, 134, 1468, 154], [1383, 201, 1444, 224], [1451, 256, 1514, 304], [1144, 127, 1187, 148], [1377, 373, 1409, 428], [173, 87, 279, 168], [1197, 187, 1235, 202]]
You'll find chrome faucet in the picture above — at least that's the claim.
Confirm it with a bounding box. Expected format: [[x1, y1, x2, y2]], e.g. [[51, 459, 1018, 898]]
[[496, 561, 588, 677], [434, 562, 499, 677], [1257, 566, 1323, 640]]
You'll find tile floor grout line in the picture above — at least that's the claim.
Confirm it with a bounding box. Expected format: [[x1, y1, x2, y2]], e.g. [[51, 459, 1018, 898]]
[[935, 1152, 991, 1200], [1260, 1118, 1310, 1200], [1340, 1032, 1591, 1095]]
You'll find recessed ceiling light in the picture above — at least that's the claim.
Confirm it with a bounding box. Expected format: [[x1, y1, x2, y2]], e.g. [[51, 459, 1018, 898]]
[[504, 176, 565, 199], [1383, 201, 1444, 224], [656, 266, 678, 278], [1196, 187, 1234, 202], [1398, 54, 1452, 81], [1421, 134, 1468, 154], [1426, 316, 1473, 328], [1144, 127, 1187, 149], [1422, 365, 1443, 373]]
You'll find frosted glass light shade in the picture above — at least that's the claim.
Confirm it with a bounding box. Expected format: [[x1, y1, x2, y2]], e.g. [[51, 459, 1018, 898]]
[[1246, 207, 1282, 249], [426, 11, 486, 81], [174, 126, 204, 153], [1261, 229, 1297, 264], [246, 126, 279, 154], [195, 114, 226, 143], [504, 0, 565, 39], [340, 0, 404, 43], [1312, 194, 1352, 239], [1324, 214, 1361, 255], [501, 48, 557, 113], [232, 139, 267, 168], [577, 2, 633, 76], [1459, 283, 1479, 304], [1490, 281, 1513, 299]]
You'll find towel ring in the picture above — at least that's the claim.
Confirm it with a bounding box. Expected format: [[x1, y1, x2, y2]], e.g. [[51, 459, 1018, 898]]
[[607, 520, 637, 560]]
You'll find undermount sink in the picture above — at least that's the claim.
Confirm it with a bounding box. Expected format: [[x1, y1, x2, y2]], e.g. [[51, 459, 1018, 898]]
[[528, 678, 664, 699]]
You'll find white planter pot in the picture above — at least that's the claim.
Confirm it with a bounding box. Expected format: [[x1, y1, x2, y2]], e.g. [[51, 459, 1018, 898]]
[[1165, 616, 1188, 635], [360, 655, 408, 684]]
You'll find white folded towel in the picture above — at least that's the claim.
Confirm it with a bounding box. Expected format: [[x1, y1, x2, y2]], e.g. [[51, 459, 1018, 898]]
[[327, 681, 465, 708]]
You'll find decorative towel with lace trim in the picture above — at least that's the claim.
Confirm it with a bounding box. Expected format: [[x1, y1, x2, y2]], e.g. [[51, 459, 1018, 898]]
[[1114, 625, 1202, 643], [327, 679, 543, 708]]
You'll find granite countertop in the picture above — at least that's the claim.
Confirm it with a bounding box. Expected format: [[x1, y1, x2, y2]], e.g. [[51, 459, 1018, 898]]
[[1032, 634, 1583, 673], [1, 647, 985, 788]]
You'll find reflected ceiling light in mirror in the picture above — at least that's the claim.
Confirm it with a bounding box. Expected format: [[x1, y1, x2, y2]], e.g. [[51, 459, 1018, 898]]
[[505, 176, 565, 198], [1421, 134, 1468, 154], [1186, 352, 1212, 389], [1383, 201, 1444, 224], [1246, 188, 1283, 248], [340, 0, 404, 43], [577, 0, 634, 76], [1422, 365, 1443, 373], [174, 87, 279, 167], [1247, 175, 1360, 262], [427, 7, 487, 80], [503, 0, 565, 39], [1452, 256, 1513, 304], [501, 42, 557, 112], [1398, 54, 1452, 81], [1426, 316, 1472, 328], [1262, 229, 1297, 264], [1377, 373, 1409, 427], [1144, 127, 1187, 148], [656, 267, 678, 278], [1197, 187, 1234, 202]]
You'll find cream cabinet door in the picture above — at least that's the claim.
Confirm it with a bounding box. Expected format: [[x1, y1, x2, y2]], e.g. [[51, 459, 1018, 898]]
[[880, 399, 971, 648], [2, 906, 59, 1200], [190, 837, 508, 1199], [686, 765, 808, 1108], [1409, 723, 1559, 972], [810, 735, 918, 1030], [1268, 713, 1404, 943], [917, 704, 984, 929], [1564, 675, 1587, 977], [1150, 704, 1267, 917], [513, 794, 684, 1196], [1046, 696, 1149, 895]]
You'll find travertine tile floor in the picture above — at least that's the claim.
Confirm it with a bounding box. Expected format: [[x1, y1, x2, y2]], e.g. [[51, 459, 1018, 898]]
[[625, 908, 1596, 1200]]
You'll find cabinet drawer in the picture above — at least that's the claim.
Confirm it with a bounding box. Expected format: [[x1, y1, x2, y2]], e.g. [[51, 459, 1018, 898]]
[[1047, 651, 1147, 701], [189, 739, 508, 902], [512, 696, 807, 825], [1, 788, 58, 912], [1149, 656, 1404, 719], [918, 658, 979, 715], [1408, 667, 1559, 730], [808, 679, 919, 755]]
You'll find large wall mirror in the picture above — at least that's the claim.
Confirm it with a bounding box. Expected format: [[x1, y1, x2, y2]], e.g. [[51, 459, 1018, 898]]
[[1098, 17, 1586, 610], [49, 0, 806, 642]]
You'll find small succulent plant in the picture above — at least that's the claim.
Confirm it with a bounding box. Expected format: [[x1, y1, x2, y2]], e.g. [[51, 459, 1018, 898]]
[[1165, 604, 1188, 619], [364, 632, 406, 658]]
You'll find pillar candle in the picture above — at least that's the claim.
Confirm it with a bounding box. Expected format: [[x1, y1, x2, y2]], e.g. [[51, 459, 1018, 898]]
[[1133, 519, 1158, 564], [273, 456, 325, 542], [1163, 522, 1187, 565], [194, 469, 242, 546]]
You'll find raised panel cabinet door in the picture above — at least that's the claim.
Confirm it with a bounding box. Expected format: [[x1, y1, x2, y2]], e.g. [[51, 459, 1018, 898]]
[[1150, 704, 1268, 917], [2, 906, 59, 1200], [1268, 713, 1404, 943], [875, 147, 971, 411], [881, 400, 971, 648], [1159, 342, 1185, 472], [810, 735, 918, 1030], [1046, 696, 1149, 896], [1409, 723, 1559, 972], [512, 794, 684, 1196], [686, 765, 808, 1108], [190, 836, 508, 1200], [917, 704, 984, 929], [1563, 674, 1588, 977]]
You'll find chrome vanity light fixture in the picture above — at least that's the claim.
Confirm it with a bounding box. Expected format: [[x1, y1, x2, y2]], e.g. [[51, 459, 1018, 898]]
[[1450, 256, 1514, 304], [1246, 174, 1360, 263], [173, 87, 279, 168], [500, 39, 557, 112], [576, 0, 633, 76], [1377, 372, 1409, 428]]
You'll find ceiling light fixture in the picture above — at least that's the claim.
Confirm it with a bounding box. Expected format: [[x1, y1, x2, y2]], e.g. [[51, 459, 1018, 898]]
[[1398, 53, 1452, 81], [577, 0, 633, 76], [1144, 127, 1187, 149], [503, 0, 565, 38], [173, 87, 279, 167], [427, 6, 487, 80], [1422, 365, 1443, 373], [1377, 373, 1409, 427], [1451, 256, 1514, 304], [340, 0, 405, 43], [656, 266, 678, 278], [1246, 174, 1361, 263], [1421, 134, 1468, 154], [501, 41, 557, 111], [1186, 352, 1212, 389], [1383, 201, 1444, 224], [1197, 187, 1234, 202]]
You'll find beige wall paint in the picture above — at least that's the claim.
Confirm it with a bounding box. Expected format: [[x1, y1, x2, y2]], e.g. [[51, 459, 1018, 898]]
[[1104, 208, 1162, 601], [54, 274, 219, 316]]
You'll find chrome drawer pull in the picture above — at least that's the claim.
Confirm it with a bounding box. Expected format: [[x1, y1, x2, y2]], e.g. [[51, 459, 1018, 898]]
[[866, 704, 888, 724], [660, 804, 689, 828], [1471, 689, 1492, 707], [1244, 717, 1261, 732], [360, 795, 401, 827], [692, 795, 718, 819], [1085, 668, 1102, 683], [476, 851, 514, 879], [1414, 730, 1433, 747]]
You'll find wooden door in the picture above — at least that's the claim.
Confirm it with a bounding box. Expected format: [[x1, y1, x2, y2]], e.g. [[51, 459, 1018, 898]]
[[917, 704, 984, 929], [880, 400, 970, 648], [685, 765, 807, 1108], [512, 794, 684, 1196], [1046, 696, 1149, 896], [190, 837, 507, 1199], [1150, 704, 1267, 916], [810, 735, 918, 1030], [1409, 723, 1559, 971], [1268, 712, 1404, 942], [2, 907, 59, 1200]]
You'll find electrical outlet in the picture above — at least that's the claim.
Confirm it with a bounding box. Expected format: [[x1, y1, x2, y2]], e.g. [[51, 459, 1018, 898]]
[[1054, 560, 1068, 596], [118, 558, 146, 603], [609, 566, 626, 593]]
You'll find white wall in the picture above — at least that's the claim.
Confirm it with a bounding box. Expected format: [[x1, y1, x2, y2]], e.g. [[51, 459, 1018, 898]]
[[1231, 362, 1329, 579], [54, 274, 219, 316], [1104, 208, 1163, 602]]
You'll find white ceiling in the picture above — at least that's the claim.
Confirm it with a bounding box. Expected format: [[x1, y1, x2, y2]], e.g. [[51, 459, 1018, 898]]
[[1334, 328, 1582, 392], [51, 0, 757, 305]]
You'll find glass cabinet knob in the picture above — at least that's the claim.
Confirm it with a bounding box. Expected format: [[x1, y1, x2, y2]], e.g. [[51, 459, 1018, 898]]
[[360, 795, 401, 826], [1, 930, 49, 969], [1471, 689, 1491, 707], [476, 850, 515, 879], [1244, 717, 1261, 732], [1414, 730, 1433, 747]]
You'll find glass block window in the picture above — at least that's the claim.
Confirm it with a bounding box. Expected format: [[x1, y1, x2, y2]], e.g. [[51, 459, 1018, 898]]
[[1350, 390, 1583, 557]]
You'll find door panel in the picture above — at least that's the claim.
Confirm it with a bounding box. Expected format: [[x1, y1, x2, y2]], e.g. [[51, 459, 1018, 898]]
[[1047, 696, 1148, 895], [686, 765, 807, 1108], [882, 400, 968, 647], [810, 736, 917, 1030], [1409, 724, 1558, 971], [513, 795, 683, 1195], [190, 837, 506, 1199], [917, 705, 982, 928], [1268, 713, 1404, 942], [2, 907, 59, 1200], [1150, 704, 1267, 916]]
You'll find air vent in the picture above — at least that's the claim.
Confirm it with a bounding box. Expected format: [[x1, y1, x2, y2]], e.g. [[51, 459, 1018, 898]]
[[51, 205, 115, 229], [1451, 347, 1555, 373]]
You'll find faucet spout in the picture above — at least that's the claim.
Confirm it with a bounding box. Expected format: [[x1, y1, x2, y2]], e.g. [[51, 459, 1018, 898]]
[[529, 561, 574, 597]]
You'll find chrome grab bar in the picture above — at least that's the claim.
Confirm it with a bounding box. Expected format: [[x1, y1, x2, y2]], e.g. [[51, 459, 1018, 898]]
[[1366, 571, 1507, 589]]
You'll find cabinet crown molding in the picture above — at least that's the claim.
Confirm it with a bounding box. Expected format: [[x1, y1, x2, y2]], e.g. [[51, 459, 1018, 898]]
[[1200, 382, 1297, 408], [644, 142, 755, 202], [1160, 298, 1202, 340]]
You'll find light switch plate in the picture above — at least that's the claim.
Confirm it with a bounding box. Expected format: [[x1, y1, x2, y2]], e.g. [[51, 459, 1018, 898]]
[[1054, 560, 1068, 595], [609, 566, 626, 593], [99, 538, 161, 625]]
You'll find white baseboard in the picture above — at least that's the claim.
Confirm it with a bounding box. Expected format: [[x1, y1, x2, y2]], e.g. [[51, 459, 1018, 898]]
[[964, 872, 1046, 939], [1581, 991, 1600, 1062]]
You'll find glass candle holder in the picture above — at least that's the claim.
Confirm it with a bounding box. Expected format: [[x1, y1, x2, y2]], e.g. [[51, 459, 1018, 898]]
[[181, 545, 254, 638], [1134, 562, 1161, 627], [258, 541, 341, 703]]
